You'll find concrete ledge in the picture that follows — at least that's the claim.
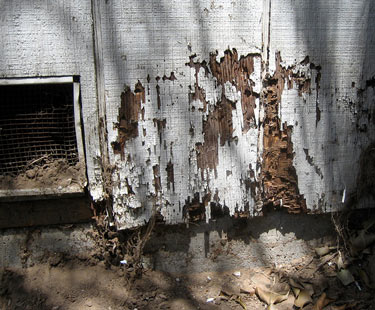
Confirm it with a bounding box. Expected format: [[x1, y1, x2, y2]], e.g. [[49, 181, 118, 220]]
[[0, 223, 97, 268], [0, 211, 336, 273], [145, 211, 336, 273]]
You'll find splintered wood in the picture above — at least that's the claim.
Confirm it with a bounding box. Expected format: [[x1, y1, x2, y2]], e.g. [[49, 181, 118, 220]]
[[109, 48, 322, 228], [98, 0, 375, 229]]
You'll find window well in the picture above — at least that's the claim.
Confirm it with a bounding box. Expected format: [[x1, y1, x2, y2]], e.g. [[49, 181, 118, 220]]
[[0, 77, 86, 200]]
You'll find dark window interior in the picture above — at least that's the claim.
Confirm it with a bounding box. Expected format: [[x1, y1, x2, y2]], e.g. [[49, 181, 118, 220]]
[[0, 83, 79, 176]]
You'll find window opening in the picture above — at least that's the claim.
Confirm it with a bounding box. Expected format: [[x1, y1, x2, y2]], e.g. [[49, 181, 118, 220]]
[[0, 77, 86, 199]]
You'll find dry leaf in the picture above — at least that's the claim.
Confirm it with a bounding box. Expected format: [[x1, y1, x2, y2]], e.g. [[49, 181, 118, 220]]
[[240, 287, 255, 295], [234, 296, 247, 310], [337, 252, 345, 270], [337, 269, 354, 286], [292, 286, 301, 297], [329, 305, 347, 310], [312, 292, 334, 310], [302, 283, 314, 296], [294, 289, 312, 308], [315, 246, 331, 257], [271, 282, 290, 295], [255, 287, 289, 305], [358, 269, 373, 289], [289, 278, 304, 290], [272, 290, 290, 304], [350, 230, 375, 253], [315, 246, 336, 257]]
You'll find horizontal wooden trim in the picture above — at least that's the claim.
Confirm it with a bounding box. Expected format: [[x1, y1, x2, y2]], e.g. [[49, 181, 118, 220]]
[[0, 76, 74, 85], [0, 197, 93, 229]]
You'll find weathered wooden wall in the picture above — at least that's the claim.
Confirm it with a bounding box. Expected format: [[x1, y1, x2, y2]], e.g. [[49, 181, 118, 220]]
[[1, 0, 374, 229], [0, 0, 105, 201], [269, 0, 375, 213], [99, 0, 264, 228]]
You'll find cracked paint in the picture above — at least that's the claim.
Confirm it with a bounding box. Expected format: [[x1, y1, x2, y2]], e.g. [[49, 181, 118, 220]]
[[99, 0, 375, 229], [5, 0, 375, 230], [108, 50, 326, 227]]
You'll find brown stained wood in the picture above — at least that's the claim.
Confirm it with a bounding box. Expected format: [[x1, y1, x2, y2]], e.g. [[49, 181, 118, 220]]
[[183, 193, 211, 222], [196, 96, 235, 176], [186, 54, 210, 113], [166, 161, 175, 192], [210, 48, 259, 132], [162, 72, 177, 81], [153, 164, 161, 193], [189, 49, 260, 175], [261, 52, 312, 213], [0, 197, 92, 229], [112, 81, 145, 159]]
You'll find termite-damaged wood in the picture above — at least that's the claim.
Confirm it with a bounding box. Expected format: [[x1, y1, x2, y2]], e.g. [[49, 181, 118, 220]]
[[195, 95, 235, 176], [112, 81, 145, 159], [186, 54, 210, 112], [210, 48, 260, 132], [166, 160, 175, 192], [152, 164, 161, 193], [153, 118, 166, 145], [303, 148, 323, 179], [156, 84, 161, 109], [188, 85, 208, 112], [152, 118, 166, 132], [261, 52, 319, 213], [162, 72, 177, 81], [110, 49, 321, 228], [188, 49, 260, 175], [183, 193, 211, 222]]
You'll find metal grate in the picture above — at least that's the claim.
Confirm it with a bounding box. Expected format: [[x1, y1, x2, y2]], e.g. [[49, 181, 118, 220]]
[[0, 83, 79, 176]]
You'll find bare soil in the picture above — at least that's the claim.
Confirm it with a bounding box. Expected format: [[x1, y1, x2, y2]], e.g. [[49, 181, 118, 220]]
[[1, 252, 374, 310], [0, 159, 85, 191]]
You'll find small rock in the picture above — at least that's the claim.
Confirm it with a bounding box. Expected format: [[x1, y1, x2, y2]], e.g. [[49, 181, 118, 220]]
[[159, 294, 168, 300], [26, 169, 36, 179], [49, 253, 62, 267], [233, 271, 241, 278], [206, 298, 215, 303]]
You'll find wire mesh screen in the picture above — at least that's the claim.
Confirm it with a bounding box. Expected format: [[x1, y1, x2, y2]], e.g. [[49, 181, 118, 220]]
[[0, 83, 79, 176]]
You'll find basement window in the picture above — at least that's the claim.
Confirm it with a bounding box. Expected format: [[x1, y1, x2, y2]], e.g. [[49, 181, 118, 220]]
[[0, 77, 86, 200]]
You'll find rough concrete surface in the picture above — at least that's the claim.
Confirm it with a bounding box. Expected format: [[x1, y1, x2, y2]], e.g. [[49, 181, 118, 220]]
[[145, 212, 335, 273], [0, 212, 335, 273], [0, 224, 96, 268]]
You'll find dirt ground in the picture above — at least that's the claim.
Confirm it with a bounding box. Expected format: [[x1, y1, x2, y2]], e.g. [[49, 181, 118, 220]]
[[0, 159, 85, 191], [1, 210, 375, 309], [1, 250, 374, 310]]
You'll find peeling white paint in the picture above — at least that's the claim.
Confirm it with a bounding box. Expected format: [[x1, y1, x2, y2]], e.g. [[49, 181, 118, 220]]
[[1, 0, 375, 229], [100, 0, 263, 229], [272, 0, 375, 212], [0, 0, 104, 201]]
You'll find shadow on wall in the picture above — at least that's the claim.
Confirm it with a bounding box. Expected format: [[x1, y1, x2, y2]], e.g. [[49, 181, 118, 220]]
[[291, 0, 375, 208]]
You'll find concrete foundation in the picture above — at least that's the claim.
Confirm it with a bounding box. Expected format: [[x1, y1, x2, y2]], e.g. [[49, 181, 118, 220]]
[[145, 212, 335, 273], [0, 224, 97, 268], [0, 211, 335, 273]]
